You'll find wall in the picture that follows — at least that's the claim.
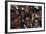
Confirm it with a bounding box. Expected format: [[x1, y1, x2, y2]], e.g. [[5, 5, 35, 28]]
[[0, 0, 46, 34]]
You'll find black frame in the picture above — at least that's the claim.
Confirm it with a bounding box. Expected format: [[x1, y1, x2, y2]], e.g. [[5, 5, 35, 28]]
[[5, 1, 45, 33]]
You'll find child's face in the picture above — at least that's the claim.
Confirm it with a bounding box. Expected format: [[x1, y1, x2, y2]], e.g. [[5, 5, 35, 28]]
[[21, 11, 24, 16], [16, 10, 19, 15], [25, 17, 31, 27], [34, 19, 39, 27], [15, 19, 21, 26]]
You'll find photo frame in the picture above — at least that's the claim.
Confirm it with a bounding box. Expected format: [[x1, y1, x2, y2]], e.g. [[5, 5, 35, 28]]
[[5, 1, 45, 33]]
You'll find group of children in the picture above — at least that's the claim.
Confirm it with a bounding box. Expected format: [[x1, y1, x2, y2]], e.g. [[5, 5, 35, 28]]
[[10, 5, 42, 29]]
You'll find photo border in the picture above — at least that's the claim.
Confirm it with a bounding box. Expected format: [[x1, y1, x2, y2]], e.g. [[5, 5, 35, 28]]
[[5, 1, 45, 33]]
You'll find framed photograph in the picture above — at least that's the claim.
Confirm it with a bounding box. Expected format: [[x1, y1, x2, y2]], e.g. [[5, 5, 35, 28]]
[[5, 1, 45, 33]]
